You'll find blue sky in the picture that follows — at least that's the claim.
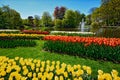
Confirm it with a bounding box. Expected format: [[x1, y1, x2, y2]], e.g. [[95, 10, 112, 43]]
[[0, 0, 101, 19]]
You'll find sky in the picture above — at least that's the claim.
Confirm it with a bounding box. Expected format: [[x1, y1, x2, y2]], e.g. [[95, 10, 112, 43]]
[[0, 0, 101, 19]]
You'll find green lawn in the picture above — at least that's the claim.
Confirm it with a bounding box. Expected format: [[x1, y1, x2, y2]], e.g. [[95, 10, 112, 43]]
[[0, 40, 120, 78]]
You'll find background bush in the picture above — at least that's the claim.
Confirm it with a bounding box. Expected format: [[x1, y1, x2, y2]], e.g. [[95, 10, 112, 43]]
[[91, 22, 101, 32], [96, 27, 120, 38]]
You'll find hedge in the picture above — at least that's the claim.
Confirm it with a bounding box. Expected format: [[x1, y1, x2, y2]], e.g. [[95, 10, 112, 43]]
[[0, 39, 36, 48]]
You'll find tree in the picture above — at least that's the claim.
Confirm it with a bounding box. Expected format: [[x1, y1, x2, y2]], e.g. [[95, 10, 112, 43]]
[[34, 15, 40, 27], [101, 0, 111, 5], [54, 6, 66, 20], [54, 19, 62, 28], [41, 12, 52, 27], [86, 14, 92, 25], [74, 10, 82, 27], [89, 7, 98, 14], [0, 5, 22, 29], [91, 8, 101, 22], [62, 10, 76, 28], [92, 0, 120, 26], [28, 16, 34, 27]]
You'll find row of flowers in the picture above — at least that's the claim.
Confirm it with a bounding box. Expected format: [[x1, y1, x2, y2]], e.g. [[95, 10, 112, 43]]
[[50, 31, 95, 37], [0, 33, 44, 40], [44, 35, 120, 47], [22, 30, 49, 35], [0, 56, 119, 80], [0, 29, 20, 33]]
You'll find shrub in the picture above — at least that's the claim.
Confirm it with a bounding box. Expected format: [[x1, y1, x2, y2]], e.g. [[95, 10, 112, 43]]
[[96, 27, 120, 38], [91, 22, 101, 32], [43, 36, 120, 63], [0, 39, 36, 48], [54, 19, 63, 28]]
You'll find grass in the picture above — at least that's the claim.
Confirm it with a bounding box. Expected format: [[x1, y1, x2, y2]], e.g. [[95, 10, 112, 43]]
[[0, 40, 120, 78]]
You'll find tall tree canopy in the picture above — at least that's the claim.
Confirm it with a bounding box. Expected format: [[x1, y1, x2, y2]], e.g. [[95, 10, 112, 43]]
[[41, 12, 52, 27], [53, 6, 66, 20], [0, 5, 22, 29], [91, 0, 120, 26], [62, 10, 76, 28]]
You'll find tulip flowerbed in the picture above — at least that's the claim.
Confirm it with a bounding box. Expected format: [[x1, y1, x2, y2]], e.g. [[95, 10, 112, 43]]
[[22, 30, 49, 35], [43, 36, 120, 63], [0, 39, 36, 48], [0, 56, 120, 80], [0, 33, 44, 40], [51, 31, 95, 37], [0, 29, 20, 33]]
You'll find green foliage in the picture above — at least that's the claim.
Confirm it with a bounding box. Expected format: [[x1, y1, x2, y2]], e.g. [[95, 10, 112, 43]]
[[41, 12, 53, 27], [91, 0, 120, 26], [43, 41, 120, 63], [63, 10, 76, 28], [28, 16, 34, 27], [91, 22, 101, 32], [53, 9, 85, 28], [86, 14, 92, 25], [74, 10, 82, 27], [96, 27, 120, 38], [0, 5, 22, 29], [0, 39, 36, 48], [54, 19, 63, 28]]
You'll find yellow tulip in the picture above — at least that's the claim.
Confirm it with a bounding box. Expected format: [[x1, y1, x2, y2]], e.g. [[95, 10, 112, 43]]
[[38, 72, 42, 79], [32, 77, 38, 80], [28, 72, 32, 78], [36, 63, 40, 68], [79, 77, 83, 80], [47, 72, 53, 80], [98, 70, 103, 75], [60, 75, 64, 80], [50, 65, 54, 71], [40, 68, 44, 72], [15, 57, 19, 61], [33, 73, 37, 78], [111, 69, 118, 78], [1, 71, 6, 76], [21, 77, 27, 80], [52, 61, 55, 65], [36, 68, 39, 72], [55, 76, 59, 80], [0, 78, 4, 80], [82, 65, 87, 70], [33, 59, 37, 63], [46, 60, 50, 65], [64, 71, 68, 78]]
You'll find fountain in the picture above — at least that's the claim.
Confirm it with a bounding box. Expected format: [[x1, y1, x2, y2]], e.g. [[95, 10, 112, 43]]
[[80, 18, 85, 32]]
